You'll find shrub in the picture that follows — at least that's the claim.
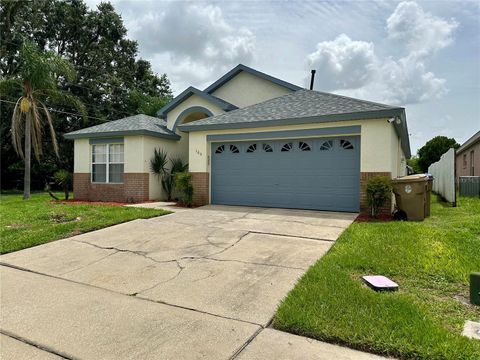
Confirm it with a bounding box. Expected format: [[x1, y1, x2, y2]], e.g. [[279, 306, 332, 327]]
[[53, 170, 73, 200], [366, 176, 392, 218], [175, 172, 193, 206], [161, 157, 188, 201], [150, 148, 188, 201]]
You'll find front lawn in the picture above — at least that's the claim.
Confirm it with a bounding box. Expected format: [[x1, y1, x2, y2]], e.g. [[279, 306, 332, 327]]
[[274, 196, 480, 360], [0, 192, 170, 254]]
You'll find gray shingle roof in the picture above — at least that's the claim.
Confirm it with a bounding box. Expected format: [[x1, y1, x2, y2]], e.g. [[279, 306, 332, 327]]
[[64, 114, 180, 140], [156, 86, 238, 118], [179, 89, 402, 129], [457, 130, 480, 154], [179, 89, 410, 157]]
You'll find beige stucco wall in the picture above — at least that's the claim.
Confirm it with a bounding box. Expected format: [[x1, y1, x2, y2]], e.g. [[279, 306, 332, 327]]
[[211, 71, 293, 108], [141, 136, 187, 200], [189, 118, 400, 174], [165, 71, 294, 133], [123, 136, 144, 173], [73, 138, 90, 173], [166, 94, 225, 131], [188, 118, 407, 205], [389, 124, 407, 178], [396, 138, 407, 177], [125, 136, 188, 200], [74, 117, 408, 203], [74, 135, 187, 201]]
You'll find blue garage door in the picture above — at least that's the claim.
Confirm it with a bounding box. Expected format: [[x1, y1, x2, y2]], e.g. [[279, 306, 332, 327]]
[[211, 136, 360, 212]]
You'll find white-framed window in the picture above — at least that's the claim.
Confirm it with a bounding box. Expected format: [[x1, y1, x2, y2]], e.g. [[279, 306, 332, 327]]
[[91, 143, 124, 183]]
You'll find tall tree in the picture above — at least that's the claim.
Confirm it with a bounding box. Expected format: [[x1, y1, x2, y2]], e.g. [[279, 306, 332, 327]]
[[417, 136, 460, 173], [406, 155, 422, 174], [0, 0, 172, 189], [1, 41, 85, 199]]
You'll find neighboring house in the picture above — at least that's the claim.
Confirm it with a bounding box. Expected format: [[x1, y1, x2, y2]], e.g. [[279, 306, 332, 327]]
[[456, 130, 479, 179], [65, 64, 410, 214]]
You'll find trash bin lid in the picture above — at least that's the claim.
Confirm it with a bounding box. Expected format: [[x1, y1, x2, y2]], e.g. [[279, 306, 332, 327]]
[[392, 174, 428, 183]]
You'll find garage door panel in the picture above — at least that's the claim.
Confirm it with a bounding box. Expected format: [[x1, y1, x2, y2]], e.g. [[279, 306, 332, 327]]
[[211, 136, 360, 212]]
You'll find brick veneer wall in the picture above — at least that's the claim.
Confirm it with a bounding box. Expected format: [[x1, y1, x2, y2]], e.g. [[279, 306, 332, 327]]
[[73, 173, 149, 203], [191, 172, 209, 206], [175, 170, 392, 213], [359, 172, 392, 216]]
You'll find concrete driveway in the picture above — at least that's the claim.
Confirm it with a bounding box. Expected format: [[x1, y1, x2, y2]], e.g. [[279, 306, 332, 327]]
[[0, 205, 384, 359]]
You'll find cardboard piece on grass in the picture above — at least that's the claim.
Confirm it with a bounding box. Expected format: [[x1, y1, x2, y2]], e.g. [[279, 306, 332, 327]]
[[362, 275, 399, 292]]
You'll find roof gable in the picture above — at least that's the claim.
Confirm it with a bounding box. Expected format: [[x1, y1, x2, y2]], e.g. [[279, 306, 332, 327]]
[[204, 64, 302, 94], [156, 87, 237, 118]]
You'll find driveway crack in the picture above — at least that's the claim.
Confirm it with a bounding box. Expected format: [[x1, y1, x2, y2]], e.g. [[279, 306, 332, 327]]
[[203, 231, 251, 257], [245, 216, 349, 229], [248, 231, 336, 242], [72, 239, 181, 266], [204, 257, 306, 271], [130, 259, 185, 295], [229, 327, 264, 360], [133, 232, 251, 295], [0, 329, 78, 360]]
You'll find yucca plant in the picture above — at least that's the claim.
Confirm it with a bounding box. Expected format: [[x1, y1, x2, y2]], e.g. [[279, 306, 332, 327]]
[[150, 149, 188, 201], [150, 148, 169, 177], [53, 169, 73, 200], [1, 41, 85, 199], [171, 157, 189, 174]]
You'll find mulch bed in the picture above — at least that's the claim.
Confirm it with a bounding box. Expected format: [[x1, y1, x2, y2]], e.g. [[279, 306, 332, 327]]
[[355, 213, 394, 222], [52, 199, 130, 206], [50, 199, 199, 208], [171, 203, 200, 209]]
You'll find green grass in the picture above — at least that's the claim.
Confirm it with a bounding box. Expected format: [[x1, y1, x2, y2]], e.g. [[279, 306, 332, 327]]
[[274, 196, 480, 360], [0, 192, 170, 254]]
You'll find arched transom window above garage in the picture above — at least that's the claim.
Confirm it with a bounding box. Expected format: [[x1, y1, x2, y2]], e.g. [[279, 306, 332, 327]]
[[246, 144, 257, 153], [298, 141, 311, 151], [320, 140, 333, 151], [340, 139, 354, 150], [281, 142, 293, 152], [215, 144, 225, 154], [212, 137, 358, 156]]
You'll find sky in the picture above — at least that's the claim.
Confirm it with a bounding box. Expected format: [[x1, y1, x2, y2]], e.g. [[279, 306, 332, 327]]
[[85, 0, 480, 154]]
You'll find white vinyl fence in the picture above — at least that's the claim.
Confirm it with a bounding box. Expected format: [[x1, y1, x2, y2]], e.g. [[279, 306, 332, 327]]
[[428, 148, 456, 205]]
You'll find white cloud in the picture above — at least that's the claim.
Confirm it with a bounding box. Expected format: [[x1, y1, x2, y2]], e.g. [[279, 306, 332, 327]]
[[308, 2, 454, 105], [127, 1, 255, 90], [307, 34, 376, 90], [386, 1, 458, 57], [376, 54, 448, 104]]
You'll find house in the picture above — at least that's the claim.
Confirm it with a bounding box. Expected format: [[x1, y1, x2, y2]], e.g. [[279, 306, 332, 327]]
[[456, 130, 479, 179], [65, 64, 410, 214]]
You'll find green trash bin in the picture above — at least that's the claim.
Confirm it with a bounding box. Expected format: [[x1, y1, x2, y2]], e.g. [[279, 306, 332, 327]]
[[392, 175, 428, 221], [471, 272, 480, 306]]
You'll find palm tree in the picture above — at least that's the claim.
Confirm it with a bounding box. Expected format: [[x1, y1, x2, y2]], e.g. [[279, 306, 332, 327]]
[[1, 41, 85, 199]]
